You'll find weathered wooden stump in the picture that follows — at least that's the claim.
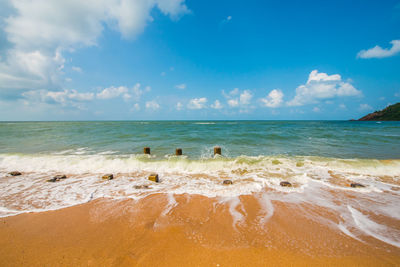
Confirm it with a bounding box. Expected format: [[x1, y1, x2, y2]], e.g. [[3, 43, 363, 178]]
[[144, 147, 151, 154], [214, 146, 222, 155], [148, 174, 159, 183], [280, 181, 292, 187], [176, 148, 182, 156]]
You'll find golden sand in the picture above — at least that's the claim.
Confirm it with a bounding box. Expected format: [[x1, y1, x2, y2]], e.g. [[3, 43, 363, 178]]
[[0, 194, 399, 266]]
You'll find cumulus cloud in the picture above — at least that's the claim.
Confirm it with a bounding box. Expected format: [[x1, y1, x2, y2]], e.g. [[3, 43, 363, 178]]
[[96, 83, 149, 101], [228, 99, 239, 107], [211, 100, 223, 109], [175, 83, 186, 90], [239, 90, 253, 105], [71, 66, 82, 73], [0, 0, 189, 96], [224, 88, 253, 108], [176, 102, 183, 110], [187, 97, 207, 109], [22, 89, 94, 109], [131, 103, 140, 111], [287, 70, 361, 106], [97, 86, 129, 100], [145, 100, 160, 110], [357, 40, 400, 59], [359, 103, 372, 111], [260, 89, 284, 108]]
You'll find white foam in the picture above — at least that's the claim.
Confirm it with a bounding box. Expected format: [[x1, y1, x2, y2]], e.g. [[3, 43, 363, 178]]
[[348, 205, 400, 248], [161, 194, 178, 217], [219, 197, 246, 229], [257, 193, 274, 225]]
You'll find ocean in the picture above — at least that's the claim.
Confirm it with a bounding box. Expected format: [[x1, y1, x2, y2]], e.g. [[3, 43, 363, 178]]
[[0, 120, 400, 249]]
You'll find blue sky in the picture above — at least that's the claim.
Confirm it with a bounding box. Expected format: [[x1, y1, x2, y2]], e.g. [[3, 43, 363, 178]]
[[0, 0, 399, 120]]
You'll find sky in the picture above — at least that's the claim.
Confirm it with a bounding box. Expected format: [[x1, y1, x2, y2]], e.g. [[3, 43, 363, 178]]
[[0, 0, 399, 121]]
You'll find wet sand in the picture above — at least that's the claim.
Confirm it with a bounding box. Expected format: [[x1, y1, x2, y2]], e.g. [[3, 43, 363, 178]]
[[0, 194, 399, 266]]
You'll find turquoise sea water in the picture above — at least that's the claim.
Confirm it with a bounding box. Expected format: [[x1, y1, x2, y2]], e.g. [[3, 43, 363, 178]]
[[0, 120, 399, 159]]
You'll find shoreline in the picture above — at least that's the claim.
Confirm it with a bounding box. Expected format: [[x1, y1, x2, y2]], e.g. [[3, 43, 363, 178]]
[[1, 195, 399, 266]]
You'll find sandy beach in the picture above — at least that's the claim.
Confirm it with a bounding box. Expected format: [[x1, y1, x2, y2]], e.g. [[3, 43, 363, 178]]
[[1, 193, 399, 266]]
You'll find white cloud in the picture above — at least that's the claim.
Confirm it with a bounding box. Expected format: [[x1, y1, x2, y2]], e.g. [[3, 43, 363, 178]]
[[222, 88, 239, 98], [359, 103, 373, 111], [0, 0, 189, 95], [175, 83, 186, 90], [287, 70, 361, 106], [312, 107, 320, 112], [211, 100, 223, 109], [239, 90, 253, 105], [96, 86, 129, 100], [131, 103, 140, 111], [176, 102, 183, 110], [260, 89, 284, 108], [227, 99, 239, 107], [71, 66, 82, 73], [96, 83, 149, 100], [22, 89, 94, 108], [224, 88, 253, 108], [357, 40, 400, 59], [187, 97, 207, 109], [220, 15, 232, 27], [339, 104, 347, 109], [145, 100, 160, 110]]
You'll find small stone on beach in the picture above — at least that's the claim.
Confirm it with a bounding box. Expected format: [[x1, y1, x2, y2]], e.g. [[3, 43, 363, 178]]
[[134, 185, 151, 189], [47, 174, 68, 182], [280, 181, 292, 187], [102, 174, 114, 180], [350, 183, 365, 188], [9, 171, 21, 176], [223, 180, 233, 185], [148, 174, 159, 183]]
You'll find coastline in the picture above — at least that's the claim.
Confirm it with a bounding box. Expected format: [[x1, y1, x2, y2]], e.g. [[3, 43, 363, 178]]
[[1, 195, 399, 266]]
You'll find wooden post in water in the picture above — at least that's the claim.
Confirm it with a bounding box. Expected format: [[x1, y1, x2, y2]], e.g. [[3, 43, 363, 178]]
[[214, 146, 221, 155], [144, 147, 151, 154], [176, 148, 182, 156]]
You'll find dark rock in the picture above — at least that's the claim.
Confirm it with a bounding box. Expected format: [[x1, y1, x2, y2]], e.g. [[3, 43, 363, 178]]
[[280, 181, 292, 187], [9, 171, 22, 176], [102, 174, 113, 180], [214, 146, 222, 155], [148, 174, 159, 183], [134, 185, 151, 189], [350, 183, 365, 188], [144, 147, 151, 154], [47, 174, 67, 182], [54, 175, 67, 180], [223, 179, 233, 185]]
